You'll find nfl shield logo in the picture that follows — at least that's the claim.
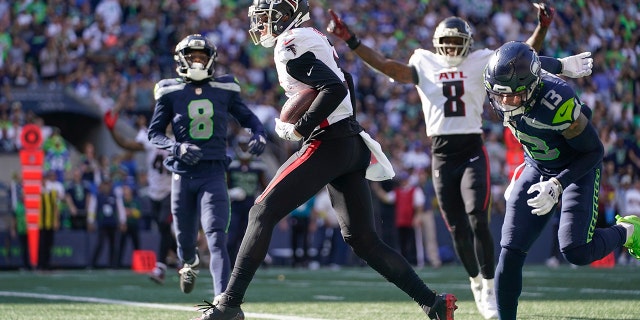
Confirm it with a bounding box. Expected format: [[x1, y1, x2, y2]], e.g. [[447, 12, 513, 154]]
[[195, 88, 202, 95]]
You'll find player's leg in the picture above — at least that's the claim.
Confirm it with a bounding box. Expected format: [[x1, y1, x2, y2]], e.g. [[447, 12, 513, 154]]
[[221, 141, 337, 308], [198, 166, 232, 296], [460, 148, 497, 318], [330, 136, 456, 318], [461, 148, 493, 277], [558, 164, 627, 265], [172, 174, 200, 293], [432, 155, 479, 277], [495, 166, 553, 320], [150, 195, 174, 284]]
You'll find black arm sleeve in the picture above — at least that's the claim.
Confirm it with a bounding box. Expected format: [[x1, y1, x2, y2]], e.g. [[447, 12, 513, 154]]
[[148, 98, 176, 151], [539, 56, 562, 74], [555, 121, 604, 188], [286, 51, 348, 137]]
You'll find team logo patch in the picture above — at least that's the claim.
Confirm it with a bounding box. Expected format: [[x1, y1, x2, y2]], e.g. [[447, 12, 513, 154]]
[[195, 88, 202, 95], [285, 43, 297, 56]]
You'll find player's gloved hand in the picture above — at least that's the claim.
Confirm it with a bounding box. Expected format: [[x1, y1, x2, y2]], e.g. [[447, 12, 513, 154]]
[[560, 52, 593, 78], [104, 110, 118, 131], [327, 9, 361, 50], [534, 2, 555, 28], [173, 142, 203, 165], [248, 132, 267, 156], [527, 177, 562, 216], [274, 118, 302, 141], [228, 187, 247, 201]]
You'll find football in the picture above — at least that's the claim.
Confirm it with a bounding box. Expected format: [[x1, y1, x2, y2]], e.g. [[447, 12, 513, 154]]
[[280, 88, 319, 124]]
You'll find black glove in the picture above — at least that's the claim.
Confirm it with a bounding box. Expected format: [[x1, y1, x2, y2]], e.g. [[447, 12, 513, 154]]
[[173, 142, 203, 165], [248, 132, 267, 156]]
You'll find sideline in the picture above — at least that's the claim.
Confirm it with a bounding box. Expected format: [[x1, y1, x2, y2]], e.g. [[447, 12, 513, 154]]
[[0, 291, 329, 320]]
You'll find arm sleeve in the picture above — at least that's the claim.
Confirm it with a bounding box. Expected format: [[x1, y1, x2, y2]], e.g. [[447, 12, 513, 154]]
[[539, 56, 562, 74], [148, 98, 176, 151], [555, 122, 604, 188], [286, 52, 348, 137]]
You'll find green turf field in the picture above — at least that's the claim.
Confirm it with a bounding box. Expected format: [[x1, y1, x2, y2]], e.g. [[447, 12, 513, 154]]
[[1, 264, 639, 320]]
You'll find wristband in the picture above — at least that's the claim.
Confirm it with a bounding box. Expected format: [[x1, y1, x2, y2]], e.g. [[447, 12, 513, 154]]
[[346, 35, 361, 50], [549, 177, 563, 194]]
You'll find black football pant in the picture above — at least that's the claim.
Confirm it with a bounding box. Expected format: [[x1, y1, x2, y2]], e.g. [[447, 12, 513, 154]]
[[431, 139, 494, 279], [225, 134, 438, 308]]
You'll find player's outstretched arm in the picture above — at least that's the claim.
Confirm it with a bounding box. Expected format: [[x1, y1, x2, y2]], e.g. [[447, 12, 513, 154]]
[[525, 2, 555, 51], [104, 110, 145, 152], [326, 9, 416, 84]]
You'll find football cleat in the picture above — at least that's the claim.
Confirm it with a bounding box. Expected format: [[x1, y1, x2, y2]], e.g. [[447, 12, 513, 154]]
[[424, 293, 457, 320], [179, 255, 200, 294], [193, 294, 244, 320], [469, 276, 484, 316], [481, 278, 498, 319], [617, 215, 640, 260], [149, 263, 166, 285]]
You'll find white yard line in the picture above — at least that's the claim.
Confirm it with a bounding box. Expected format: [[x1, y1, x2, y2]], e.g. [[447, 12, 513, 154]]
[[0, 291, 330, 320]]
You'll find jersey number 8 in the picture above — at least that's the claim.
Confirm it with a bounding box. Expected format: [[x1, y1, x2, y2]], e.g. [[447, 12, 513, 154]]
[[188, 100, 214, 139]]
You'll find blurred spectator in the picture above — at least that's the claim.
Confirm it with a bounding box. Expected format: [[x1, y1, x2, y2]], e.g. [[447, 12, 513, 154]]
[[89, 178, 125, 269], [9, 171, 31, 270], [284, 196, 317, 268], [414, 168, 441, 269], [372, 171, 425, 265], [64, 168, 93, 231], [313, 187, 350, 269], [226, 133, 269, 267], [38, 171, 60, 271], [117, 184, 141, 268]]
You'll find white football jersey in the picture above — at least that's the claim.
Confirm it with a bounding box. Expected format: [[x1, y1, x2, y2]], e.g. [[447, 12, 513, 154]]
[[409, 48, 494, 136], [135, 128, 171, 200], [274, 27, 353, 126]]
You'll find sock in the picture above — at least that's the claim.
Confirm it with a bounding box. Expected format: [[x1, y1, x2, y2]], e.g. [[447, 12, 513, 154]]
[[618, 222, 634, 246]]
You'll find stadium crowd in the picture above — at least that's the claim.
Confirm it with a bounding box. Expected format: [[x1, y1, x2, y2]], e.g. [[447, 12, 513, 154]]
[[0, 0, 639, 268]]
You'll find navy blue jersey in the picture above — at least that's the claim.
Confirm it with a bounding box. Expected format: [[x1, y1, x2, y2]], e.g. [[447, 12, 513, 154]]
[[505, 72, 588, 173], [148, 75, 264, 171]]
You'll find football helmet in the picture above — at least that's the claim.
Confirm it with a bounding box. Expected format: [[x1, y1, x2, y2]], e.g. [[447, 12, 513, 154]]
[[483, 41, 541, 119], [174, 34, 217, 81], [432, 17, 473, 66], [248, 0, 310, 48]]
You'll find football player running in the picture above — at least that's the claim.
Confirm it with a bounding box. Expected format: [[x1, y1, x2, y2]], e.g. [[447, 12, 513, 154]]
[[148, 34, 267, 299], [197, 1, 457, 319], [484, 41, 640, 320], [327, 4, 593, 319]]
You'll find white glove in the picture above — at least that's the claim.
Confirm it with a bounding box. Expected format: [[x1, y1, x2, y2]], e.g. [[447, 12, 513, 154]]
[[527, 177, 562, 216], [228, 187, 247, 201], [274, 118, 302, 141], [559, 52, 593, 78]]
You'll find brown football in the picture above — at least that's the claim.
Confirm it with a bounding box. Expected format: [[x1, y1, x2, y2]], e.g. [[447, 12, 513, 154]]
[[280, 88, 319, 124]]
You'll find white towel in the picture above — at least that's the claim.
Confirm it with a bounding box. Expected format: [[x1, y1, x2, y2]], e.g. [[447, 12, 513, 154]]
[[359, 131, 395, 181]]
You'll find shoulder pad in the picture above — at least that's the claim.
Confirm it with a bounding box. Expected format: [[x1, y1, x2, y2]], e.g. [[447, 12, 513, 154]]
[[275, 28, 315, 63], [209, 75, 241, 93], [154, 78, 185, 100], [541, 78, 581, 125]]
